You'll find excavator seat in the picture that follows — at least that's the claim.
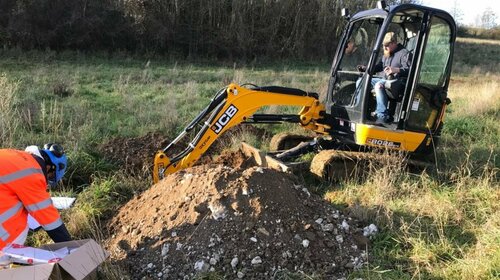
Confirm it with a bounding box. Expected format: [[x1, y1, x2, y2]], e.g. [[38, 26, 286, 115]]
[[384, 78, 406, 100], [384, 78, 406, 122], [369, 77, 406, 123]]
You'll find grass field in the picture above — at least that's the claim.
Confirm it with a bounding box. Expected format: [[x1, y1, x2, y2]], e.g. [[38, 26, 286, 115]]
[[0, 37, 498, 279]]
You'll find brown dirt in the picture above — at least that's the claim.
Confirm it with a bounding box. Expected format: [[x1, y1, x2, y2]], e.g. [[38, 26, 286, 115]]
[[99, 126, 269, 176], [99, 129, 370, 279], [104, 154, 368, 279], [99, 132, 173, 176], [212, 149, 257, 169]]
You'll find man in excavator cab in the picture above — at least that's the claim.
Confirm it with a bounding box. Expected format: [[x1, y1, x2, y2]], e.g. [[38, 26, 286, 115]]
[[359, 31, 412, 124], [153, 1, 456, 183]]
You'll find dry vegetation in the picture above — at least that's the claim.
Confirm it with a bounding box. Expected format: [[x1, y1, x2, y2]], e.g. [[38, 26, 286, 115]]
[[322, 37, 499, 279], [0, 36, 498, 279], [0, 75, 20, 147]]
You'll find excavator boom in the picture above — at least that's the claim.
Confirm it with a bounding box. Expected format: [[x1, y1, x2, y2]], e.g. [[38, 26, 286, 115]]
[[153, 83, 330, 183]]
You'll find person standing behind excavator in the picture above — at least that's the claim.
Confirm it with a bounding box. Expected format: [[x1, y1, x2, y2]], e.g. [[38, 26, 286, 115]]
[[0, 143, 72, 253]]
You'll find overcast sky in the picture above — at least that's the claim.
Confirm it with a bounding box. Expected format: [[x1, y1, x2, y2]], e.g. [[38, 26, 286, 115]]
[[421, 0, 500, 26]]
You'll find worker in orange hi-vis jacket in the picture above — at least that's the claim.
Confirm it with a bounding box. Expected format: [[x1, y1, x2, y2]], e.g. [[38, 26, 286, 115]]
[[0, 143, 72, 255]]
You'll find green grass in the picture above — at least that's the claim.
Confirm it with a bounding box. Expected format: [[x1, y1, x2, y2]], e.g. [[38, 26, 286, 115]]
[[2, 37, 499, 280]]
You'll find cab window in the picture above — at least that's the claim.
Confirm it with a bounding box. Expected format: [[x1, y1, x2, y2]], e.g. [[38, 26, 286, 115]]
[[332, 19, 382, 106], [407, 16, 452, 131]]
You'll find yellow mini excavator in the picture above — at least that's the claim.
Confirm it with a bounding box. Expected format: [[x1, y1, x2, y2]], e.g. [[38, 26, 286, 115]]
[[153, 2, 456, 183]]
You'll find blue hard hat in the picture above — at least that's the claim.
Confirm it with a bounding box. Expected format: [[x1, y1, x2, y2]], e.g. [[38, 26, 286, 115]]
[[42, 143, 67, 186]]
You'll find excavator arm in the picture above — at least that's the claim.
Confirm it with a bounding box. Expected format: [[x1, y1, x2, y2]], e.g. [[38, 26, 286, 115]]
[[153, 83, 330, 183]]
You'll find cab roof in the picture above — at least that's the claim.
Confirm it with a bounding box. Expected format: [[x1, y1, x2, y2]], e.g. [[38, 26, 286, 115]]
[[351, 3, 456, 27]]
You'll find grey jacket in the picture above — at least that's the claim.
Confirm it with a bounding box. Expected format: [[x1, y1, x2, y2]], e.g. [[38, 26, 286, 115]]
[[374, 44, 412, 79]]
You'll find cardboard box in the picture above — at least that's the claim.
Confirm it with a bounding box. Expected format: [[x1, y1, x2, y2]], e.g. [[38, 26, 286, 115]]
[[0, 239, 109, 280]]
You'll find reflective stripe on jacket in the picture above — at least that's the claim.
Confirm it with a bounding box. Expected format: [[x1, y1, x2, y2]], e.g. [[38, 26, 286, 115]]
[[0, 149, 63, 250]]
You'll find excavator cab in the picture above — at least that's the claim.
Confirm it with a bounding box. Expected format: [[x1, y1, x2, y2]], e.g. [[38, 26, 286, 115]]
[[153, 2, 457, 183], [327, 2, 456, 154]]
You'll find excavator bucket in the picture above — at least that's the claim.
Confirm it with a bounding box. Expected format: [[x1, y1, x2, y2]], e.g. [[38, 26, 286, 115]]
[[153, 151, 171, 183]]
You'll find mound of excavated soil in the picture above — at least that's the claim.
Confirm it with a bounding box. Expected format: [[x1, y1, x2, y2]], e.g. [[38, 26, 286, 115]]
[[105, 161, 368, 279]]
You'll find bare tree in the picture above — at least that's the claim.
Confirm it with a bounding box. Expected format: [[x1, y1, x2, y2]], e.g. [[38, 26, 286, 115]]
[[449, 0, 463, 26], [480, 7, 497, 29], [0, 0, 381, 59]]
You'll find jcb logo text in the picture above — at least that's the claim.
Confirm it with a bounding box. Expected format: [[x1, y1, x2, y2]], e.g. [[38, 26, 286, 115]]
[[211, 105, 238, 134]]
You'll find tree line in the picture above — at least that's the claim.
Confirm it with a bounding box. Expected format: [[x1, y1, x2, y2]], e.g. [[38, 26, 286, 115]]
[[0, 0, 413, 60]]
